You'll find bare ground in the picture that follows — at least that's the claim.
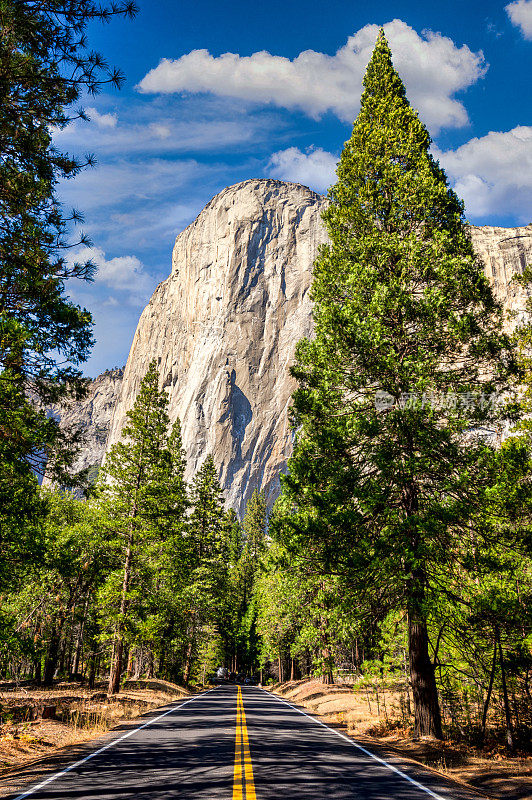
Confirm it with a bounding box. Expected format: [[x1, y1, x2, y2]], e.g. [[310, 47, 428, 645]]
[[270, 680, 532, 800], [0, 678, 189, 794]]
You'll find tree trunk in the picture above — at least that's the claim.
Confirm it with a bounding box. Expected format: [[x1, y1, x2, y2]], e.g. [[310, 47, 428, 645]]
[[108, 530, 133, 695], [408, 609, 443, 739], [182, 621, 196, 684], [320, 635, 334, 684], [319, 590, 334, 685], [278, 654, 283, 683], [134, 648, 143, 679], [496, 629, 515, 751], [108, 638, 124, 695], [481, 642, 497, 743], [43, 624, 63, 687], [404, 478, 443, 741], [87, 653, 97, 689], [71, 594, 90, 677], [146, 651, 154, 679], [125, 649, 134, 680]]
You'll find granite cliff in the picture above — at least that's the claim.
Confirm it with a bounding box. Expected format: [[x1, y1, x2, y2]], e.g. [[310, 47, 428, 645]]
[[106, 180, 325, 515], [44, 367, 124, 484], [101, 179, 532, 515]]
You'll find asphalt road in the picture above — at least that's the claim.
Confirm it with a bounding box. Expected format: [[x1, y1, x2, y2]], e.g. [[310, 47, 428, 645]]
[[6, 685, 483, 800]]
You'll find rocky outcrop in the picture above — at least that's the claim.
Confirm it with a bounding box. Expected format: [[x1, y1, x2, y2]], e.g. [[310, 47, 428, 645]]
[[46, 368, 124, 483], [102, 179, 532, 516], [470, 226, 532, 326], [106, 180, 326, 515]]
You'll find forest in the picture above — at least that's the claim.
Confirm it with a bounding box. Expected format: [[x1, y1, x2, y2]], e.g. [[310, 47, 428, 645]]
[[0, 0, 531, 767]]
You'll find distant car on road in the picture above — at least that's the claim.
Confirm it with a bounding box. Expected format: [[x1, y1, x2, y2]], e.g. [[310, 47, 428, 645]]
[[213, 667, 231, 684]]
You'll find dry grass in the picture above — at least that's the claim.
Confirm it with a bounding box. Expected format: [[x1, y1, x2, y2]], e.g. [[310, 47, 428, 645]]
[[272, 680, 532, 799], [0, 679, 189, 777]]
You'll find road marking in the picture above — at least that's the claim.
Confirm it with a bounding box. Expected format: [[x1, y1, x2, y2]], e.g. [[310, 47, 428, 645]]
[[260, 688, 450, 800], [12, 688, 216, 800], [233, 685, 257, 800]]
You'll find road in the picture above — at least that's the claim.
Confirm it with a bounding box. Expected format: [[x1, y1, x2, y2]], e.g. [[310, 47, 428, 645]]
[[6, 685, 483, 800]]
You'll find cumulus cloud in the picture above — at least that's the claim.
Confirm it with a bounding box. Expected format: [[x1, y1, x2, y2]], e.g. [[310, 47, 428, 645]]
[[267, 147, 338, 193], [68, 246, 155, 305], [138, 20, 486, 132], [85, 107, 118, 128], [269, 127, 532, 222], [433, 126, 532, 221], [506, 0, 532, 38]]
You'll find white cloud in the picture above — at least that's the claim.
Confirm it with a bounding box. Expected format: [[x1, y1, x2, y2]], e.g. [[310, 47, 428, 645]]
[[57, 157, 227, 256], [54, 105, 266, 156], [506, 0, 532, 39], [149, 122, 172, 139], [59, 158, 202, 213], [270, 128, 532, 222], [85, 107, 118, 128], [267, 147, 338, 193], [433, 126, 532, 221], [137, 20, 486, 132], [68, 246, 155, 305]]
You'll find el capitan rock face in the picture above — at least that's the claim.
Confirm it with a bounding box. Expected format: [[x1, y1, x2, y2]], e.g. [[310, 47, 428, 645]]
[[470, 225, 532, 323], [106, 180, 327, 515], [97, 180, 532, 514], [43, 367, 124, 485]]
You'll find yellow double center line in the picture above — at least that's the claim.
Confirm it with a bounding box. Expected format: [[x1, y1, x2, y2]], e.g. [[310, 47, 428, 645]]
[[232, 685, 257, 799]]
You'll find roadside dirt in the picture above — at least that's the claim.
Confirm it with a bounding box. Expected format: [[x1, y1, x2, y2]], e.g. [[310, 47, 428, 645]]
[[271, 679, 532, 800], [0, 678, 189, 790]]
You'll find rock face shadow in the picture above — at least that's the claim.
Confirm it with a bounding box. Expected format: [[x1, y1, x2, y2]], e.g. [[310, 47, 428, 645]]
[[218, 370, 253, 487]]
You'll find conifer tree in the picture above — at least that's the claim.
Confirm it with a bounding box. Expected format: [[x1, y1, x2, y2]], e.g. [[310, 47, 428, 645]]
[[97, 361, 173, 695], [181, 456, 227, 682], [0, 0, 136, 489], [228, 490, 267, 673], [189, 456, 225, 561], [242, 489, 268, 571], [136, 417, 189, 678], [278, 31, 516, 738]]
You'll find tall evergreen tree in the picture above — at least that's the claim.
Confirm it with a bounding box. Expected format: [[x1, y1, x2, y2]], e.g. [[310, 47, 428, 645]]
[[242, 490, 268, 571], [97, 361, 173, 695], [227, 490, 267, 674], [181, 456, 227, 682], [276, 31, 516, 738], [189, 456, 225, 562], [0, 0, 136, 493]]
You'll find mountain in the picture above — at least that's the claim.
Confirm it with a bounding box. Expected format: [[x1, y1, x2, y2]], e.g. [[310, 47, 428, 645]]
[[43, 367, 124, 485], [74, 181, 532, 513]]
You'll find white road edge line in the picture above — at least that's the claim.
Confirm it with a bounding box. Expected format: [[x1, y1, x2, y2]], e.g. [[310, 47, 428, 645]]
[[12, 688, 217, 800], [260, 688, 451, 800]]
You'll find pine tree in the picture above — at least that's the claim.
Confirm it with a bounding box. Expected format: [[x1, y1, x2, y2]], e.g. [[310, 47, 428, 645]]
[[181, 456, 226, 683], [278, 31, 516, 738], [189, 456, 225, 562], [97, 361, 173, 695], [0, 1, 136, 494], [135, 417, 190, 679], [242, 490, 268, 569], [234, 491, 267, 671]]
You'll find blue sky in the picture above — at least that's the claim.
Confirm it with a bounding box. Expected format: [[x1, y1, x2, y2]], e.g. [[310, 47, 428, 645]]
[[58, 0, 532, 376]]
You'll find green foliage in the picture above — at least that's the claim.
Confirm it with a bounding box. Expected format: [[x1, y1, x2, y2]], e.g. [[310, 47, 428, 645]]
[[273, 30, 521, 738], [1, 23, 530, 752], [96, 362, 190, 690], [0, 1, 137, 592], [0, 0, 136, 475]]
